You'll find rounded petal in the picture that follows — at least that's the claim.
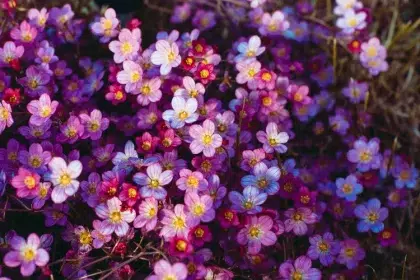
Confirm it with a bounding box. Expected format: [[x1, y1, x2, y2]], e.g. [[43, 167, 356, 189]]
[[35, 248, 49, 266]]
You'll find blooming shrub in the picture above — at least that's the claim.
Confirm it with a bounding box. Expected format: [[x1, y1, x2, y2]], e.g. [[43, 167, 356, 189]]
[[0, 0, 418, 279]]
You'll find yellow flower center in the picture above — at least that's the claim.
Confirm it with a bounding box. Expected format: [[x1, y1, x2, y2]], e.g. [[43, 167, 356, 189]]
[[382, 231, 391, 239], [243, 200, 253, 210], [173, 217, 186, 229], [195, 228, 204, 238], [22, 248, 36, 261], [202, 134, 212, 145], [360, 151, 372, 162], [257, 178, 268, 189], [248, 68, 256, 77], [24, 176, 36, 189], [249, 226, 261, 238], [246, 50, 256, 57], [39, 186, 48, 197], [30, 156, 42, 168], [224, 211, 233, 221], [115, 91, 124, 100], [67, 128, 77, 138], [102, 19, 113, 30], [292, 272, 303, 280], [162, 138, 172, 147], [142, 142, 151, 151], [268, 23, 278, 31], [187, 176, 199, 188], [283, 182, 293, 193], [128, 188, 137, 198], [150, 179, 160, 189], [345, 248, 355, 257], [168, 51, 175, 62], [189, 89, 198, 98], [148, 207, 156, 218], [300, 195, 310, 204], [366, 46, 377, 57], [88, 122, 99, 132], [347, 17, 358, 27], [261, 72, 272, 81], [200, 69, 209, 79], [262, 97, 272, 106], [193, 204, 205, 216], [29, 79, 38, 89], [178, 110, 188, 120], [400, 170, 410, 181], [33, 130, 43, 137], [175, 240, 187, 252], [367, 212, 378, 222], [163, 275, 177, 280], [120, 42, 133, 55], [187, 262, 196, 273], [268, 138, 278, 146], [39, 106, 52, 118], [141, 85, 151, 95], [293, 213, 302, 221], [318, 241, 329, 252], [59, 173, 71, 186], [294, 93, 303, 102], [109, 211, 122, 223], [351, 89, 360, 97], [22, 33, 33, 42], [130, 71, 141, 83], [79, 231, 92, 245]]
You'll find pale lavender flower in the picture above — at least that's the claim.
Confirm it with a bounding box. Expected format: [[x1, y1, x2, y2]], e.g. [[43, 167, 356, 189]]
[[192, 10, 216, 31], [336, 9, 367, 34], [162, 97, 198, 129], [284, 207, 317, 236], [228, 186, 267, 214], [256, 122, 289, 154], [342, 79, 368, 104], [347, 138, 381, 172], [151, 40, 181, 75], [27, 8, 49, 29], [0, 41, 24, 67], [109, 28, 141, 63], [136, 78, 162, 106], [184, 192, 215, 226], [259, 11, 290, 36], [133, 163, 173, 200], [116, 60, 143, 93], [27, 94, 58, 126], [49, 4, 74, 27], [48, 157, 82, 203], [0, 101, 13, 134], [90, 8, 119, 43], [278, 256, 321, 280], [91, 220, 112, 248], [171, 3, 191, 24], [146, 260, 187, 280], [133, 197, 159, 232]]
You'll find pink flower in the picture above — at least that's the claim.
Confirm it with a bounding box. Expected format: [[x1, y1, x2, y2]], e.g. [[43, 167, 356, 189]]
[[133, 197, 159, 232], [136, 78, 162, 106], [236, 60, 261, 89], [278, 255, 321, 280], [256, 122, 289, 153], [79, 109, 109, 140], [287, 84, 311, 105], [284, 207, 317, 236], [160, 204, 189, 241], [189, 119, 223, 157], [176, 169, 208, 193], [11, 167, 40, 198], [116, 60, 143, 93], [184, 192, 215, 226], [109, 28, 141, 63], [95, 197, 136, 237], [10, 21, 38, 43], [174, 76, 205, 99], [0, 41, 24, 67], [91, 220, 112, 249], [3, 233, 49, 277], [237, 215, 277, 254], [27, 94, 58, 126], [256, 69, 276, 90], [0, 100, 13, 134], [146, 259, 187, 280], [241, 148, 265, 171]]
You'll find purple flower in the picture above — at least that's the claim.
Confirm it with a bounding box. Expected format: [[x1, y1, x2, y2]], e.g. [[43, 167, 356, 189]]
[[49, 4, 74, 27], [27, 94, 58, 126], [3, 233, 49, 277], [392, 163, 419, 189], [79, 109, 109, 140], [90, 8, 119, 43], [284, 207, 317, 236], [133, 163, 173, 200], [184, 192, 215, 226], [10, 21, 38, 43], [259, 11, 290, 36], [192, 10, 216, 31], [335, 174, 363, 202], [18, 65, 51, 97], [44, 203, 69, 227], [237, 215, 277, 254], [32, 182, 51, 209], [80, 172, 101, 208], [57, 116, 84, 144], [27, 8, 49, 29], [347, 138, 381, 172], [95, 197, 136, 237], [256, 122, 289, 154], [91, 220, 112, 249], [176, 169, 208, 193], [18, 119, 52, 140], [0, 41, 24, 67], [342, 79, 368, 104], [170, 3, 191, 24], [307, 232, 340, 266], [337, 239, 365, 269], [146, 259, 187, 280], [354, 198, 388, 233], [329, 113, 349, 136], [241, 162, 280, 195], [109, 28, 141, 63], [278, 256, 321, 280], [35, 41, 58, 65], [18, 143, 51, 172], [360, 38, 388, 76], [160, 204, 189, 240], [52, 60, 72, 79], [228, 186, 267, 214]]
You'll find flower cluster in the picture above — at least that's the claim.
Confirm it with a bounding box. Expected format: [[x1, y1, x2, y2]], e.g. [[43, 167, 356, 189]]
[[0, 1, 416, 280]]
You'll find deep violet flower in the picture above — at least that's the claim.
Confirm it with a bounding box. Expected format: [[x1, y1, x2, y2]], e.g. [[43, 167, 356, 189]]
[[307, 232, 340, 266], [354, 198, 388, 233], [79, 109, 109, 140]]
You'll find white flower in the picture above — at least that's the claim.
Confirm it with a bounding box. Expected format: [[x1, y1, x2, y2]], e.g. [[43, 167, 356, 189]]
[[162, 97, 199, 129], [48, 157, 82, 203], [236, 35, 266, 62], [151, 40, 181, 75], [249, 0, 267, 9], [336, 10, 367, 34]]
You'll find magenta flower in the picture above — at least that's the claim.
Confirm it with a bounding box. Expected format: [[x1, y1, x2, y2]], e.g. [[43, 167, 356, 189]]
[[0, 100, 13, 134], [176, 169, 208, 193], [189, 119, 223, 157], [337, 239, 365, 269], [160, 204, 189, 240], [0, 41, 24, 67], [3, 233, 49, 277], [278, 256, 321, 280], [95, 197, 136, 237], [11, 167, 40, 198], [237, 215, 276, 254], [133, 163, 173, 200], [109, 28, 141, 63], [287, 84, 311, 105], [146, 259, 187, 280], [90, 8, 119, 43], [377, 228, 397, 247], [91, 220, 112, 249], [79, 109, 109, 140], [10, 21, 38, 43], [284, 207, 317, 236], [133, 197, 159, 232], [118, 183, 140, 206], [256, 122, 289, 154], [184, 192, 215, 226]]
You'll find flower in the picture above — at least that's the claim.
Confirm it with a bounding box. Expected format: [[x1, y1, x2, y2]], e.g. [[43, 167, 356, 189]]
[[284, 207, 317, 236], [249, 0, 267, 9], [48, 157, 83, 203], [18, 143, 51, 171], [119, 183, 140, 206], [235, 60, 261, 89], [160, 204, 189, 240], [237, 215, 276, 254], [0, 41, 24, 68], [133, 163, 173, 200], [174, 76, 205, 99], [354, 198, 389, 233], [116, 60, 143, 93], [11, 167, 40, 198], [176, 169, 208, 193], [151, 40, 181, 75], [342, 79, 368, 104], [194, 63, 216, 85], [278, 256, 321, 280], [27, 94, 58, 126], [393, 163, 418, 189], [146, 259, 187, 280], [378, 228, 397, 247], [192, 10, 216, 31], [241, 162, 280, 195], [236, 35, 265, 62], [307, 232, 340, 266], [259, 11, 290, 36], [18, 65, 51, 97], [10, 21, 38, 43], [334, 0, 363, 16], [335, 174, 363, 202], [184, 192, 215, 226], [163, 97, 199, 129], [337, 239, 365, 269], [95, 197, 136, 237], [347, 138, 381, 171], [136, 78, 162, 106], [133, 197, 159, 232], [3, 233, 49, 277], [79, 109, 109, 140], [49, 4, 74, 27], [44, 204, 68, 227], [336, 9, 367, 34], [360, 38, 389, 76], [189, 119, 223, 157], [27, 8, 49, 29], [90, 8, 119, 43], [0, 100, 13, 134], [109, 28, 140, 63], [91, 220, 112, 249], [171, 3, 191, 24], [257, 122, 289, 153], [229, 186, 267, 214]]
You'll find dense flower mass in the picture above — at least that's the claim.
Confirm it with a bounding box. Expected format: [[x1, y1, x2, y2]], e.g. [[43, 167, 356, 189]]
[[0, 1, 417, 279]]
